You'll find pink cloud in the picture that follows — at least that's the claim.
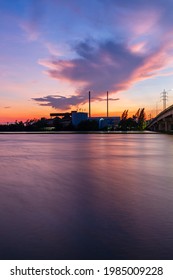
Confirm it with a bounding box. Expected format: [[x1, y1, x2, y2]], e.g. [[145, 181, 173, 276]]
[[20, 21, 40, 41], [34, 36, 173, 110], [127, 9, 161, 37], [44, 42, 63, 56], [128, 42, 147, 54]]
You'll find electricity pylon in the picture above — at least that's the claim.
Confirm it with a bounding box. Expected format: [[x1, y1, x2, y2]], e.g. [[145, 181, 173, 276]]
[[160, 89, 168, 110]]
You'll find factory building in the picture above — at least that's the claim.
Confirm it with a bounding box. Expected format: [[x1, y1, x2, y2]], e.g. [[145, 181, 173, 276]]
[[90, 116, 120, 129], [71, 111, 88, 127], [71, 112, 120, 129], [50, 91, 120, 129], [50, 110, 120, 129]]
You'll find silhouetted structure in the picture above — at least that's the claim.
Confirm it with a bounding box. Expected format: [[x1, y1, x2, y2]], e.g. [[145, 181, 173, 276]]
[[89, 91, 91, 117], [107, 91, 109, 117]]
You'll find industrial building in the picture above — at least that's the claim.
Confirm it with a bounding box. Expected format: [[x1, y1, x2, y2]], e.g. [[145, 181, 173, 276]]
[[50, 111, 120, 129], [71, 111, 88, 126], [71, 112, 120, 129], [50, 91, 120, 129], [90, 116, 120, 129]]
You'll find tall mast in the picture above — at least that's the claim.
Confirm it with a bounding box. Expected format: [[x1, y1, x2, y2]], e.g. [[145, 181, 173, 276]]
[[107, 91, 109, 117], [89, 91, 91, 117]]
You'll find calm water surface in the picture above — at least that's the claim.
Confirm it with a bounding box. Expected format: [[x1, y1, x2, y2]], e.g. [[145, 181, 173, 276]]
[[0, 133, 173, 259]]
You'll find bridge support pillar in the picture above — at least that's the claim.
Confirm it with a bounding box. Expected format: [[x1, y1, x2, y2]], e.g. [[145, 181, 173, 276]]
[[158, 121, 165, 131], [164, 117, 173, 132]]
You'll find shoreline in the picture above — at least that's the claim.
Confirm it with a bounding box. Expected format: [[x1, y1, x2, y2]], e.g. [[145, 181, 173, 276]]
[[0, 130, 158, 134]]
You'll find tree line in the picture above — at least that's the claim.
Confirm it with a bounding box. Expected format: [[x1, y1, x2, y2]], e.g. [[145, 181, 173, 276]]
[[118, 108, 146, 131], [0, 108, 146, 131]]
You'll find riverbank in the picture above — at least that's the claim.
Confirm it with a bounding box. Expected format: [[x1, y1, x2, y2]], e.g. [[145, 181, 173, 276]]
[[0, 130, 158, 134]]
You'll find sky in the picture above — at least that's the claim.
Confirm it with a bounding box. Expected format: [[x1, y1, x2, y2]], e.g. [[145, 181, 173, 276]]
[[0, 0, 173, 123]]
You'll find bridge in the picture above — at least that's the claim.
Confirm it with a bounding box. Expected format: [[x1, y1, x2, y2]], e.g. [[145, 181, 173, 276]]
[[147, 104, 173, 132]]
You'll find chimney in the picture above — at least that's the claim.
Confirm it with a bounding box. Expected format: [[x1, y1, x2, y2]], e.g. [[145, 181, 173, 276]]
[[89, 91, 91, 117], [107, 91, 109, 117]]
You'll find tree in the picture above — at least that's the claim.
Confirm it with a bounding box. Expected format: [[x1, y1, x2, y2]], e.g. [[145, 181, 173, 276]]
[[138, 108, 146, 130], [133, 108, 140, 121], [118, 108, 146, 131], [118, 117, 137, 131], [121, 110, 128, 120]]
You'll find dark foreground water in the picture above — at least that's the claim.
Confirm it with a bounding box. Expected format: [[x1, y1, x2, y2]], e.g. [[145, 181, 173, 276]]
[[0, 133, 173, 260]]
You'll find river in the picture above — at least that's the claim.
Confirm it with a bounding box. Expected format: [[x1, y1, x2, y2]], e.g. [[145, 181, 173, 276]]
[[0, 133, 173, 259]]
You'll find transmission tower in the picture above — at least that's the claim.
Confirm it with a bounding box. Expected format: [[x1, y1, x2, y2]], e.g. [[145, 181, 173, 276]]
[[160, 89, 168, 110]]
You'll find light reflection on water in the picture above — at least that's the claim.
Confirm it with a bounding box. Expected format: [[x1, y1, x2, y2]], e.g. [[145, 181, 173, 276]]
[[0, 134, 173, 259]]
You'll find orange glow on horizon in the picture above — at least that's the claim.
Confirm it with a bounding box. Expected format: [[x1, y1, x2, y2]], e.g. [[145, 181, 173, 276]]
[[0, 105, 155, 124]]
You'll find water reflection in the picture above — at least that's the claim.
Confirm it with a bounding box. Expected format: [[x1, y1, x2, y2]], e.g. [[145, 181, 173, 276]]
[[0, 134, 173, 259]]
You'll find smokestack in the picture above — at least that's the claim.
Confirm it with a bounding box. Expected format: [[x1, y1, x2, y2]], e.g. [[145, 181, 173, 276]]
[[107, 91, 109, 117], [89, 91, 91, 117]]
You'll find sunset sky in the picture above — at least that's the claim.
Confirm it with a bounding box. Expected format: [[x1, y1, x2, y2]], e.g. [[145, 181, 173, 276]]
[[0, 0, 173, 123]]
